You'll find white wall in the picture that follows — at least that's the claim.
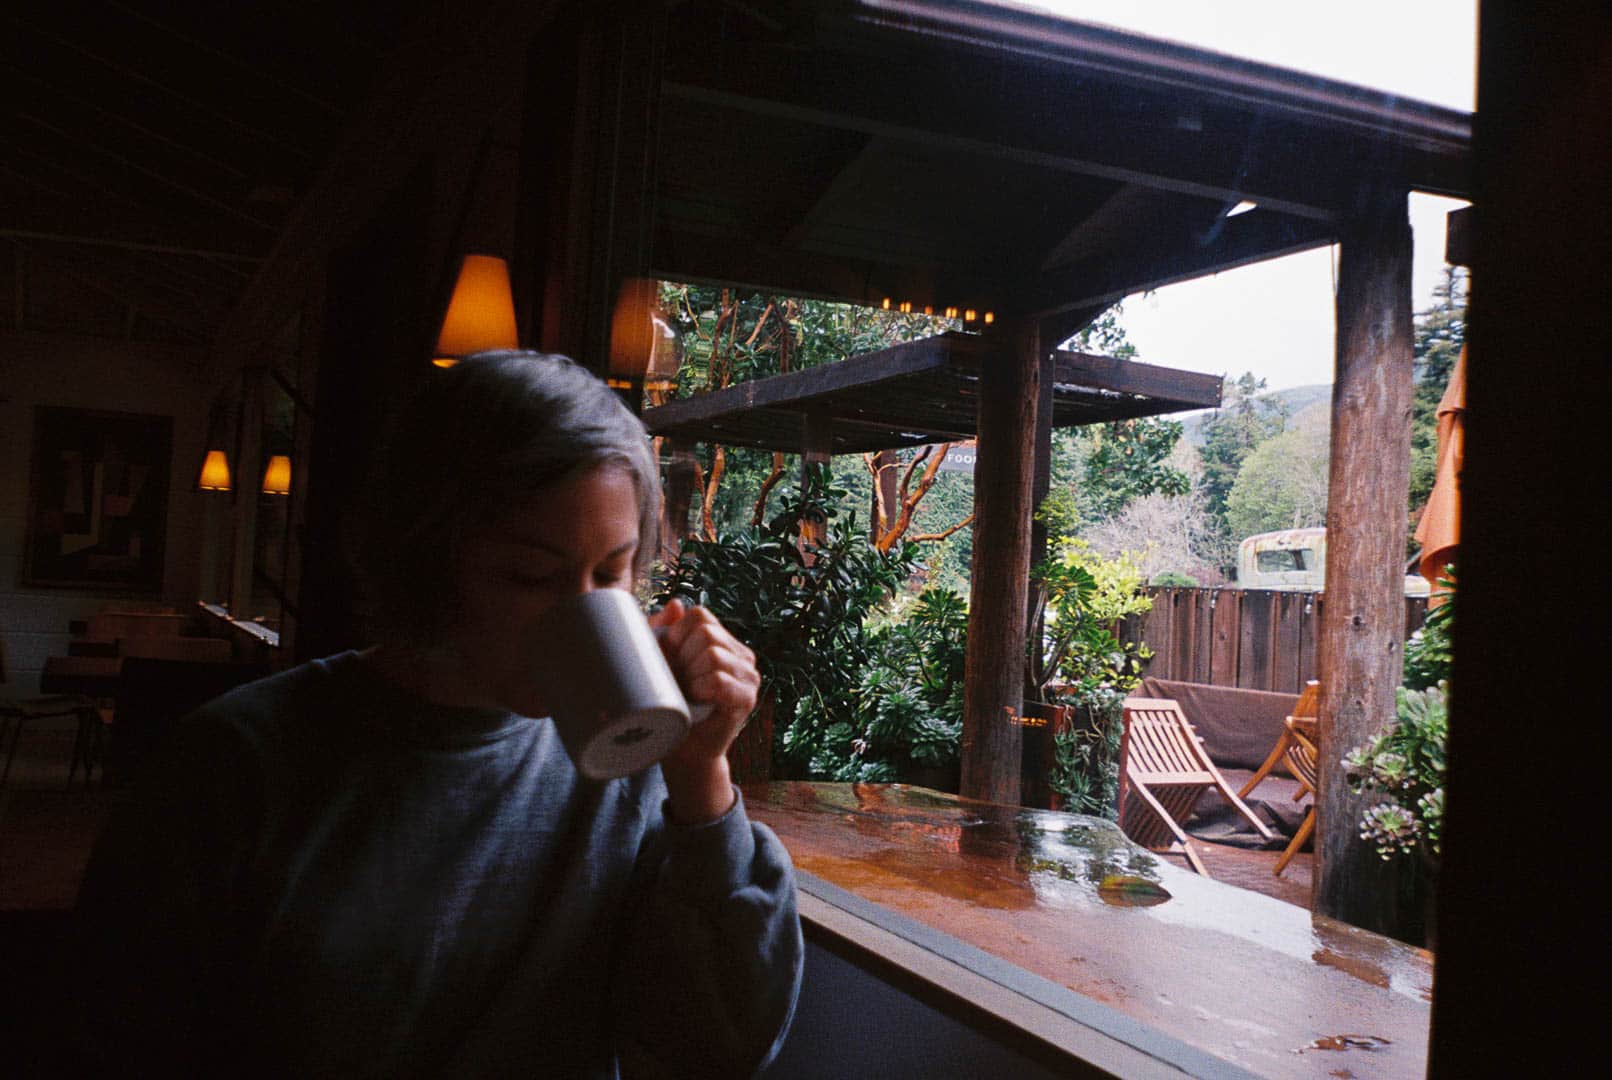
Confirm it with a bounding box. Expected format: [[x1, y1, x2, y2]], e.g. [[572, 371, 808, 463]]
[[1, 333, 213, 692]]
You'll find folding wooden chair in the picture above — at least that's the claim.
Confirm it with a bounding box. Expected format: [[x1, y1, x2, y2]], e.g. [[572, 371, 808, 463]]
[[1238, 679, 1320, 798], [1274, 715, 1320, 877], [1119, 698, 1278, 875]]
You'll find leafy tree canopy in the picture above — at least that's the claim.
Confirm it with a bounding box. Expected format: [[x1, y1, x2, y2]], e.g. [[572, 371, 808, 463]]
[[1223, 408, 1330, 539], [1197, 372, 1290, 527]]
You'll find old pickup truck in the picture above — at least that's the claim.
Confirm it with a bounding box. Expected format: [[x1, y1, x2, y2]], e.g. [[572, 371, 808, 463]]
[[1236, 527, 1431, 596]]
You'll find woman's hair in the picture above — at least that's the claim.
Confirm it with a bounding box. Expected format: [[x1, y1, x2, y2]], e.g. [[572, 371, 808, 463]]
[[358, 350, 660, 646]]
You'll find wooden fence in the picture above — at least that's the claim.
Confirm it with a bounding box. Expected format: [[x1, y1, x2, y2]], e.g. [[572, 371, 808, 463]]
[[1121, 587, 1428, 694]]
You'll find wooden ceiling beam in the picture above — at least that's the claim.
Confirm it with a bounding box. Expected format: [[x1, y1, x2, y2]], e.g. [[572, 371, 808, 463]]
[[1037, 183, 1174, 271], [652, 226, 1012, 313], [1021, 208, 1335, 318], [662, 42, 1362, 222], [16, 112, 276, 232], [0, 229, 264, 264], [770, 134, 887, 249], [18, 242, 215, 339]]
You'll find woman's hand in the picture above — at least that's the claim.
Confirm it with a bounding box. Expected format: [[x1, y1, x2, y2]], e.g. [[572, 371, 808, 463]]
[[648, 599, 761, 824]]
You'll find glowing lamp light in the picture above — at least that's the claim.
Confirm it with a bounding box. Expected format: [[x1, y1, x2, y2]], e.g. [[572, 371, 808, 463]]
[[197, 449, 232, 492], [964, 309, 977, 322], [944, 306, 958, 319], [881, 297, 892, 310], [261, 454, 292, 496], [923, 305, 933, 316], [432, 254, 518, 367], [899, 301, 912, 313], [984, 312, 995, 325], [608, 278, 684, 396], [1227, 199, 1258, 217]]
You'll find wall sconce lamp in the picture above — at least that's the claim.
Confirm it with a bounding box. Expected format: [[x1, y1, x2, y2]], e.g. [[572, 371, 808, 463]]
[[197, 449, 233, 492], [261, 454, 292, 496], [607, 278, 683, 395], [432, 254, 519, 367]]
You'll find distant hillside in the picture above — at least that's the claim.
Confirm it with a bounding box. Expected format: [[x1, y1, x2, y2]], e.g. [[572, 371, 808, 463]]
[[1179, 383, 1331, 446]]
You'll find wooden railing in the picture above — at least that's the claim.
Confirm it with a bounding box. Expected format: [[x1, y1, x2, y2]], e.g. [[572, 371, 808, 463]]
[[1120, 587, 1428, 694]]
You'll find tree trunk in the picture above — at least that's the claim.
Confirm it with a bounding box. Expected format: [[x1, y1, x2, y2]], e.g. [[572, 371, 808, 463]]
[[799, 412, 832, 550], [871, 448, 899, 545], [660, 437, 698, 564], [1315, 187, 1415, 936], [960, 322, 1039, 805]]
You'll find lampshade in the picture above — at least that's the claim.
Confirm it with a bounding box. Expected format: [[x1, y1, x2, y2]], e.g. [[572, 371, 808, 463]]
[[261, 454, 292, 495], [197, 449, 232, 492], [607, 277, 682, 393], [433, 254, 518, 367]]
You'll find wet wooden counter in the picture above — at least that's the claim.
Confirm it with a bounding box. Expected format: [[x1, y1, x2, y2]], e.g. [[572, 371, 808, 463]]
[[744, 782, 1433, 1079]]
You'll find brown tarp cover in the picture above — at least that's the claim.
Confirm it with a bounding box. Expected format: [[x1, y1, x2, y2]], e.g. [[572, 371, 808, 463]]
[[1138, 677, 1299, 772]]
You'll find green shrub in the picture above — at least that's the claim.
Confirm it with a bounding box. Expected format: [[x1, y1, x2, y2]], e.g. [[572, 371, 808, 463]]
[[1403, 566, 1454, 690], [656, 464, 917, 779]]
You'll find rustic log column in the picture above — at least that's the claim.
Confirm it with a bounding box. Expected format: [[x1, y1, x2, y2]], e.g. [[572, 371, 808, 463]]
[[1316, 188, 1415, 934], [960, 320, 1040, 804]]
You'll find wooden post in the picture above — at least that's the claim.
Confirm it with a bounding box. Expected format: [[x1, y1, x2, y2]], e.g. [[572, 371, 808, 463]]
[[1315, 187, 1415, 935], [960, 320, 1039, 805]]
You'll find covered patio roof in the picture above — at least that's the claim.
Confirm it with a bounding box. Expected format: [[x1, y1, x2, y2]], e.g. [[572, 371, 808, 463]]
[[649, 0, 1470, 327], [641, 331, 1223, 453]]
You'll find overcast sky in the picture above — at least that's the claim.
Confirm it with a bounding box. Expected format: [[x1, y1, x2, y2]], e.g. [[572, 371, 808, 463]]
[[1024, 1, 1478, 390]]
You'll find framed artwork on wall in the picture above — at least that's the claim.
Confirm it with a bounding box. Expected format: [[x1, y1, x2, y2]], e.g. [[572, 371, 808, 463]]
[[22, 406, 174, 592]]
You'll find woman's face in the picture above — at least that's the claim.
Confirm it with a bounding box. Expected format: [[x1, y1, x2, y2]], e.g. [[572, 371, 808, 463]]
[[442, 463, 641, 715]]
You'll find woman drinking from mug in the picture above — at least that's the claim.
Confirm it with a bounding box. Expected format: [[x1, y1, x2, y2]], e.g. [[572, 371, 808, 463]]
[[76, 351, 803, 1077]]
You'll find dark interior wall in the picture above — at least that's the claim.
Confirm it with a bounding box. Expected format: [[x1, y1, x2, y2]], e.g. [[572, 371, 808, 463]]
[[1429, 3, 1611, 1073]]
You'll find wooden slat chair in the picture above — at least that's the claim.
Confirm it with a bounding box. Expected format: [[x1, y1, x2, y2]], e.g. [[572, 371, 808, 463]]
[[1119, 698, 1278, 875], [1237, 679, 1320, 798], [1274, 715, 1320, 876]]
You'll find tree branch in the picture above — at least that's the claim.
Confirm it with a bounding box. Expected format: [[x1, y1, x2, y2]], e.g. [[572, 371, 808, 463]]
[[909, 512, 976, 544], [751, 452, 787, 526]]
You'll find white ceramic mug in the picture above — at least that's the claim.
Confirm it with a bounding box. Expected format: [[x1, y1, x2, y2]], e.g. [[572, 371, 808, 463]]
[[530, 589, 705, 780]]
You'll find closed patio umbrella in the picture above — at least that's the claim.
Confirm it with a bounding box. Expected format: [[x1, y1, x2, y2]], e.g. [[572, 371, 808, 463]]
[[1414, 344, 1467, 599]]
